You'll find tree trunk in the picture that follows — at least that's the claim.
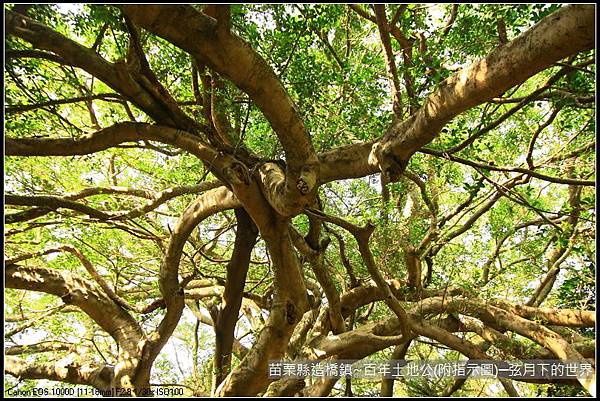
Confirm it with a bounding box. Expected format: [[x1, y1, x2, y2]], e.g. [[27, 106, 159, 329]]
[[212, 208, 258, 392]]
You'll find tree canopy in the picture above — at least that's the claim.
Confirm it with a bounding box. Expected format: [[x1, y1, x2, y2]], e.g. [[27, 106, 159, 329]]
[[4, 3, 596, 397]]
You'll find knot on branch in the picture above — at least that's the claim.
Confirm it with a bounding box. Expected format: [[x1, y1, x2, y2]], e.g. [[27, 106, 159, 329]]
[[298, 164, 318, 195], [369, 141, 408, 183], [296, 178, 310, 195], [60, 292, 73, 305], [255, 161, 319, 216], [223, 161, 251, 186], [285, 300, 297, 325]]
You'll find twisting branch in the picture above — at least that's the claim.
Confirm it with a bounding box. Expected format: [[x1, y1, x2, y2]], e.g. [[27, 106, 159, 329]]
[[319, 5, 595, 183], [6, 10, 198, 131], [212, 208, 258, 393], [5, 49, 71, 65], [91, 21, 110, 52], [479, 215, 569, 285], [6, 194, 112, 223], [348, 4, 376, 23], [349, 4, 417, 111], [439, 64, 584, 155], [525, 107, 562, 169], [419, 148, 595, 187], [5, 264, 144, 358], [294, 5, 345, 71], [374, 4, 403, 116], [390, 5, 407, 27], [306, 208, 411, 336], [459, 299, 595, 393], [5, 357, 114, 391], [527, 181, 582, 307], [121, 5, 319, 184], [5, 122, 236, 175], [441, 4, 459, 38], [425, 175, 523, 258], [59, 246, 133, 311], [5, 341, 86, 356], [119, 181, 223, 219], [380, 338, 412, 396], [326, 228, 359, 289], [6, 93, 124, 114], [5, 305, 67, 337], [290, 227, 345, 334], [138, 187, 240, 382]]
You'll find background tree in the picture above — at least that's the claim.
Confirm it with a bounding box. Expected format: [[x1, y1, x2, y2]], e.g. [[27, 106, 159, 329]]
[[4, 3, 595, 397]]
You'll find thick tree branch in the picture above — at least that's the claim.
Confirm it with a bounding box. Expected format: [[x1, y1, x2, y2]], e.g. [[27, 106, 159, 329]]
[[6, 10, 197, 131], [121, 5, 319, 194], [5, 356, 114, 391], [5, 264, 145, 389], [307, 209, 411, 336], [140, 187, 240, 374], [380, 338, 412, 396], [290, 228, 345, 334], [5, 122, 256, 190], [212, 208, 258, 392], [319, 5, 594, 183], [5, 49, 71, 65], [6, 182, 224, 224], [6, 195, 111, 223], [5, 265, 143, 350], [5, 341, 85, 356], [6, 93, 123, 114], [215, 220, 310, 396]]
